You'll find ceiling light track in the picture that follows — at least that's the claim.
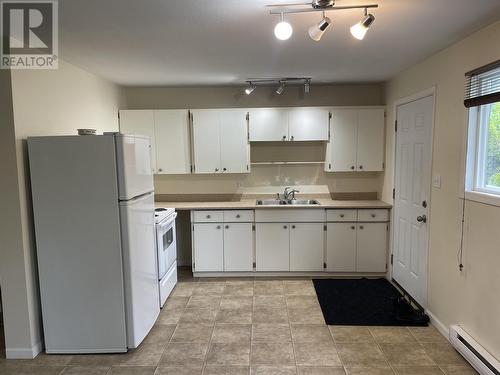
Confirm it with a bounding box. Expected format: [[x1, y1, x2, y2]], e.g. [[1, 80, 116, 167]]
[[244, 78, 312, 95], [268, 4, 378, 15]]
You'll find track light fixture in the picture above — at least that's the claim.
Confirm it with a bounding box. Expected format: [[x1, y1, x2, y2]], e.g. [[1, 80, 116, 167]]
[[274, 12, 293, 40], [244, 82, 256, 95], [267, 2, 378, 42], [243, 78, 311, 96], [350, 9, 375, 40], [275, 81, 285, 95], [308, 12, 332, 42]]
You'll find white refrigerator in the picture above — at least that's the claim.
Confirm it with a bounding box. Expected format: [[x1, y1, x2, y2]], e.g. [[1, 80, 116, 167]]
[[28, 134, 160, 353]]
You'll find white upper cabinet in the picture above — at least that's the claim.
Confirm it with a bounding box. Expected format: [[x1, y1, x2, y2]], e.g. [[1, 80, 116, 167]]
[[220, 110, 250, 173], [192, 110, 250, 174], [119, 109, 191, 174], [119, 110, 156, 173], [249, 108, 289, 141], [192, 110, 221, 174], [288, 108, 329, 141], [326, 107, 385, 172], [248, 107, 329, 142], [357, 109, 385, 172], [154, 110, 191, 174]]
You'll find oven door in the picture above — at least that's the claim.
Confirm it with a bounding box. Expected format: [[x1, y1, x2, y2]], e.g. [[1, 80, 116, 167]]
[[156, 213, 177, 280]]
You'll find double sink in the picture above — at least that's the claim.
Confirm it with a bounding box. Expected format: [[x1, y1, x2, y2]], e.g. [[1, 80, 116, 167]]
[[256, 199, 320, 206]]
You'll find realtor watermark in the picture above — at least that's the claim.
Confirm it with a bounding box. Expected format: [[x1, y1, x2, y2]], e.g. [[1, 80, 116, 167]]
[[1, 0, 58, 69]]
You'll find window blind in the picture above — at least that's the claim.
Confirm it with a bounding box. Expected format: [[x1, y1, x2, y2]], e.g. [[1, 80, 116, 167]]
[[464, 60, 500, 108]]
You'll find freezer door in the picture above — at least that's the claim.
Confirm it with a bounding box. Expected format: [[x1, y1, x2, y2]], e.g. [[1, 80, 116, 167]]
[[120, 192, 160, 348], [116, 134, 154, 200]]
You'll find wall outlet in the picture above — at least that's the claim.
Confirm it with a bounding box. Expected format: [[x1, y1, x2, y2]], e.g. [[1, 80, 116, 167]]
[[432, 174, 441, 189]]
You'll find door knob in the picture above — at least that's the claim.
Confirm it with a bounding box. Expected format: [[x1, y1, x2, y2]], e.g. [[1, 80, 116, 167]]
[[417, 215, 427, 223]]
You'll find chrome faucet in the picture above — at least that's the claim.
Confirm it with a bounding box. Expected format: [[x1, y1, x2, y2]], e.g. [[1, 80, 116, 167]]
[[283, 187, 300, 201]]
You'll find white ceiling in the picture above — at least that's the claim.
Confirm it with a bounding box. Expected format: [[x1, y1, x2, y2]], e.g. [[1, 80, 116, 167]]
[[59, 0, 500, 86]]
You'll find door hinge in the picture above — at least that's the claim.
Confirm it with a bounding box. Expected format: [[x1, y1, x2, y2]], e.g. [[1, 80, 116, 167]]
[[323, 262, 327, 269], [323, 224, 327, 231], [253, 262, 256, 268], [190, 165, 193, 173], [382, 162, 385, 169], [392, 188, 395, 199], [395, 120, 398, 132], [252, 224, 255, 231], [246, 112, 249, 121], [193, 165, 196, 172], [193, 262, 195, 270], [390, 254, 394, 265], [247, 164, 249, 171], [329, 112, 332, 119], [117, 111, 120, 120]]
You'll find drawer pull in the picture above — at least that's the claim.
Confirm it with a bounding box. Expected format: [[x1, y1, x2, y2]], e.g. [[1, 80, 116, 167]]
[[292, 225, 296, 229], [359, 225, 364, 230], [371, 214, 376, 218], [340, 214, 345, 218], [225, 225, 229, 229], [236, 214, 240, 218], [351, 226, 355, 230], [216, 225, 221, 229], [206, 215, 211, 219], [283, 225, 288, 229]]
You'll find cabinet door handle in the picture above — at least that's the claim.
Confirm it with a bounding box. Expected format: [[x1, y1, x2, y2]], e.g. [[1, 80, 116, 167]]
[[283, 225, 288, 229], [216, 225, 221, 229], [290, 136, 294, 141], [359, 225, 364, 230], [359, 165, 363, 170], [223, 168, 227, 172], [371, 213, 376, 218], [158, 168, 163, 172], [291, 225, 296, 229], [351, 226, 355, 230], [206, 215, 211, 219], [282, 135, 286, 141], [215, 168, 219, 172], [236, 214, 240, 218], [225, 225, 229, 229], [340, 214, 345, 218], [351, 166, 355, 170]]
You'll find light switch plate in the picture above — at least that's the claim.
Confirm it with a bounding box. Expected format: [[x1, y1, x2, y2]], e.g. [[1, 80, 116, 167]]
[[432, 174, 441, 189]]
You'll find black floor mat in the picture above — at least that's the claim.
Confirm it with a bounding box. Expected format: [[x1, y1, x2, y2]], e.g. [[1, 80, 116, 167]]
[[313, 278, 429, 326]]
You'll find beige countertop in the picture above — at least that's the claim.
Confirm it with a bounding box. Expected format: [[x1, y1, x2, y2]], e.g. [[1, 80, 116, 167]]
[[155, 198, 392, 210]]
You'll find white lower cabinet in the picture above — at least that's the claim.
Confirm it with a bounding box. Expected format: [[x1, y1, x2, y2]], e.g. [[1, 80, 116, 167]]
[[224, 223, 253, 272], [290, 223, 324, 271], [356, 222, 388, 272], [255, 223, 290, 271], [193, 223, 224, 272], [326, 223, 357, 272]]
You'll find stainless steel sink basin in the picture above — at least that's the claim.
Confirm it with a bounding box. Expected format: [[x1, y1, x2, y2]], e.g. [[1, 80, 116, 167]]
[[256, 199, 320, 206]]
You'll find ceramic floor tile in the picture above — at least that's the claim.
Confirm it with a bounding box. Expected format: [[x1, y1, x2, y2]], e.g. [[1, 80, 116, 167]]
[[11, 366, 66, 375], [205, 343, 251, 366], [291, 325, 332, 343], [297, 367, 346, 375], [118, 344, 164, 366], [253, 296, 286, 309], [193, 282, 226, 296], [294, 342, 341, 367], [157, 309, 184, 325], [369, 327, 416, 343], [392, 366, 445, 374], [203, 366, 250, 375], [250, 366, 297, 375], [220, 296, 253, 310], [31, 353, 73, 366], [254, 282, 284, 296], [163, 297, 190, 310], [61, 366, 111, 374], [285, 296, 320, 309], [336, 343, 388, 367], [171, 283, 197, 297], [143, 325, 176, 345], [224, 282, 254, 296], [69, 354, 127, 367], [171, 324, 214, 343], [187, 296, 222, 309], [329, 327, 374, 343], [408, 327, 447, 343], [180, 308, 218, 325], [379, 343, 435, 366], [422, 344, 468, 366], [252, 324, 292, 342], [344, 367, 395, 375], [253, 309, 289, 324], [160, 343, 208, 366], [109, 367, 156, 375], [283, 281, 315, 296], [216, 309, 253, 324], [212, 324, 252, 343], [154, 366, 203, 375], [250, 342, 295, 366], [440, 365, 478, 374], [287, 308, 324, 324]]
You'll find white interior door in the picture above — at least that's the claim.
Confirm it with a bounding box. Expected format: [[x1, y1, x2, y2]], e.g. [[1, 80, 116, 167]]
[[154, 110, 191, 174], [249, 108, 289, 141], [329, 109, 358, 171], [192, 110, 221, 174], [393, 94, 434, 307], [219, 110, 249, 173]]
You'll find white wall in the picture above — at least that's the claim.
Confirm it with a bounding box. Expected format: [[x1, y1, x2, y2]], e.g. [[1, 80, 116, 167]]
[[384, 20, 500, 359], [0, 59, 125, 358], [124, 84, 386, 196]]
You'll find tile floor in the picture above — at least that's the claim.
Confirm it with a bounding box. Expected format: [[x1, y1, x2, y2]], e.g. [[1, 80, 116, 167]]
[[0, 273, 478, 375]]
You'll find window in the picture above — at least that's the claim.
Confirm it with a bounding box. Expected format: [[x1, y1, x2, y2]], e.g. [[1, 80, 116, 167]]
[[465, 61, 500, 204]]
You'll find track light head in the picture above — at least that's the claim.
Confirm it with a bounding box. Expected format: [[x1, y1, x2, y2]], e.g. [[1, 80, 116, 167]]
[[312, 0, 334, 9], [350, 13, 375, 40], [275, 82, 285, 95], [274, 13, 293, 40], [244, 83, 256, 95], [308, 16, 332, 42]]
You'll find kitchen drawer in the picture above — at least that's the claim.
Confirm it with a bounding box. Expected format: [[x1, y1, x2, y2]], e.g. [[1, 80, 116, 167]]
[[255, 209, 325, 223], [326, 209, 357, 222], [192, 210, 223, 222], [357, 209, 389, 222], [223, 210, 254, 222]]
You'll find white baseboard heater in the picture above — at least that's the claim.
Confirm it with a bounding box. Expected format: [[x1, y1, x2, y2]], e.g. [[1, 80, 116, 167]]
[[449, 325, 500, 375]]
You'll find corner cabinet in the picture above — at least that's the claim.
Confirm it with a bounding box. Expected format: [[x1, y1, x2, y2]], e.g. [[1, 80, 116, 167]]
[[191, 110, 250, 174], [325, 108, 385, 172], [119, 109, 190, 174]]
